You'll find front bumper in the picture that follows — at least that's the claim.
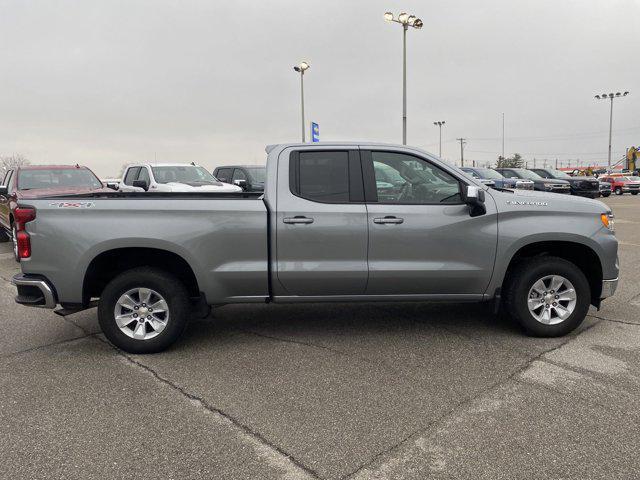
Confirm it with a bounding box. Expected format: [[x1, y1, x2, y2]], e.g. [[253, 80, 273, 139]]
[[12, 274, 57, 309], [601, 278, 618, 299]]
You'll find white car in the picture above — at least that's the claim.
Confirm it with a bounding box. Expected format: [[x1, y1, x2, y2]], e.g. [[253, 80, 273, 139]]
[[118, 163, 242, 193]]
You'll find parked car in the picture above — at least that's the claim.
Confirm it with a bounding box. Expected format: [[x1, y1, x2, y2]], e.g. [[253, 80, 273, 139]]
[[599, 181, 612, 198], [599, 175, 640, 195], [0, 165, 110, 260], [495, 168, 571, 194], [118, 163, 241, 193], [213, 165, 266, 192], [461, 167, 534, 190], [529, 168, 600, 198], [11, 143, 618, 353]]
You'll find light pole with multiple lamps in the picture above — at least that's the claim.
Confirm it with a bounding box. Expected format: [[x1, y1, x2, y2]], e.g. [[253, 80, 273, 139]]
[[384, 11, 423, 145], [595, 91, 629, 172], [294, 61, 310, 142], [433, 121, 445, 157]]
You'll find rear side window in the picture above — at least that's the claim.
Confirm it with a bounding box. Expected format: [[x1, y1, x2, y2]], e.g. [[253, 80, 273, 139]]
[[232, 169, 247, 182], [290, 151, 350, 203], [216, 168, 233, 182], [124, 167, 141, 186]]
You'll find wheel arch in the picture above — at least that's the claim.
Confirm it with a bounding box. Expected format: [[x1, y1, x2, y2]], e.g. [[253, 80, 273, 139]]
[[502, 240, 603, 306], [82, 247, 201, 304]]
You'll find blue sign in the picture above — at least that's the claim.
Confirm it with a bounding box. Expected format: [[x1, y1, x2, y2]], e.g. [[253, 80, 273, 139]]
[[311, 122, 320, 142]]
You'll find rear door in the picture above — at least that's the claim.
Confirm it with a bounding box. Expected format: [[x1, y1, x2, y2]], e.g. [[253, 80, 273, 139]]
[[362, 149, 498, 296], [275, 147, 368, 296]]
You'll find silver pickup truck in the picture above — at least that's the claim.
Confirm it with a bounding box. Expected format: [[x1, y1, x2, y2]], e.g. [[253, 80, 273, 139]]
[[11, 143, 618, 353]]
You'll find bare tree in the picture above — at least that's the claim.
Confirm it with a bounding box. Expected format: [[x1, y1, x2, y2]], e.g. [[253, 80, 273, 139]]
[[1, 154, 30, 177]]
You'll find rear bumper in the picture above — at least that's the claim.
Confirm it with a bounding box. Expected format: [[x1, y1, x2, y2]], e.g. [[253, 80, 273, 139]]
[[601, 278, 618, 299], [12, 274, 57, 309]]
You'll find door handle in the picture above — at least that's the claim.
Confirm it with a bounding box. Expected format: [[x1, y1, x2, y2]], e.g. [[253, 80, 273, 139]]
[[283, 216, 314, 224], [373, 216, 404, 224]]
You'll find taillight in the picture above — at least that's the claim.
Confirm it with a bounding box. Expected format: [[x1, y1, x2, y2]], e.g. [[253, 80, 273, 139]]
[[14, 207, 36, 231], [16, 231, 31, 259], [13, 207, 36, 260]]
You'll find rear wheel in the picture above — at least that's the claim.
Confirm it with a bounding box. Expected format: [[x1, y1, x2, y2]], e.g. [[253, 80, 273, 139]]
[[601, 192, 611, 198], [503, 256, 591, 337], [98, 267, 190, 353]]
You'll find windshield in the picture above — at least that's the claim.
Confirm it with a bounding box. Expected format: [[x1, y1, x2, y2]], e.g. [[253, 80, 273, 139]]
[[626, 176, 640, 181], [547, 169, 572, 179], [246, 167, 266, 183], [512, 169, 543, 180], [151, 166, 218, 185], [475, 168, 504, 180], [18, 168, 102, 190]]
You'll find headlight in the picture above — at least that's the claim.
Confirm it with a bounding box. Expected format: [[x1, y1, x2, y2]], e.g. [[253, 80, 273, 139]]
[[601, 212, 615, 232]]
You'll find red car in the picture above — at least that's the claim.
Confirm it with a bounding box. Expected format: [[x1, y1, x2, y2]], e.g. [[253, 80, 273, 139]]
[[0, 165, 109, 260], [599, 175, 640, 196]]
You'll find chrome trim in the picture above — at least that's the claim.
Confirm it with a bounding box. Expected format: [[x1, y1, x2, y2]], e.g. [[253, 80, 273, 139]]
[[11, 274, 57, 309], [600, 278, 618, 299]]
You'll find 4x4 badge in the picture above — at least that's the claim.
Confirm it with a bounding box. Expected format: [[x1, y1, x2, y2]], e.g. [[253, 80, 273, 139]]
[[506, 200, 548, 206]]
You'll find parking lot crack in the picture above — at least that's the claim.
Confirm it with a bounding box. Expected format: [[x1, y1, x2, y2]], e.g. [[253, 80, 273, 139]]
[[588, 313, 640, 326], [341, 319, 602, 479], [96, 336, 323, 480], [0, 333, 98, 359]]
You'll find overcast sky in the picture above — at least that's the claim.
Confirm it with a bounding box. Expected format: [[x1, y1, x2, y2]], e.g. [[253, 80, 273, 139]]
[[1, 0, 638, 176]]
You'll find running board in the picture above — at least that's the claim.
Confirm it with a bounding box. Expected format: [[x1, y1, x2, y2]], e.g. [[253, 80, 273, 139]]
[[54, 301, 98, 317]]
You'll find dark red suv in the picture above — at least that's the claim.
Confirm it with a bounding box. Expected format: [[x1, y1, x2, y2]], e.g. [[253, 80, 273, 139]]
[[0, 165, 109, 260]]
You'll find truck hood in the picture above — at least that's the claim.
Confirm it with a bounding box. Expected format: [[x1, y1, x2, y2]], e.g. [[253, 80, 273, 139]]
[[162, 182, 242, 192], [491, 187, 608, 213]]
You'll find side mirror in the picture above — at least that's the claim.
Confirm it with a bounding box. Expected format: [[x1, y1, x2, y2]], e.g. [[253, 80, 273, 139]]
[[132, 179, 149, 191], [106, 182, 119, 190], [463, 185, 486, 217], [233, 179, 247, 189], [0, 186, 7, 196]]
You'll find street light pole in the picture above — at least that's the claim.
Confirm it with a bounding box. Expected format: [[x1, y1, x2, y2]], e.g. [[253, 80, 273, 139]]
[[294, 61, 310, 142], [384, 12, 423, 145], [595, 91, 629, 172], [433, 121, 445, 157], [457, 138, 466, 167]]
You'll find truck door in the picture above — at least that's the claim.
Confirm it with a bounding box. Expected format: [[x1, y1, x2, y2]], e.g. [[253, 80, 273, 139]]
[[275, 147, 368, 296], [361, 149, 497, 296]]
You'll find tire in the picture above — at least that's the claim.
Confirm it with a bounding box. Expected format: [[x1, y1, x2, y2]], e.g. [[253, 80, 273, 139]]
[[615, 187, 623, 195], [601, 192, 611, 198], [632, 192, 638, 195], [98, 267, 190, 353], [503, 256, 591, 337]]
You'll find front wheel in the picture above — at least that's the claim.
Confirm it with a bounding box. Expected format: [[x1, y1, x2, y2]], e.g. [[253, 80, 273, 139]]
[[98, 267, 190, 353], [503, 256, 591, 337], [632, 192, 639, 195], [601, 192, 611, 198], [615, 187, 623, 195]]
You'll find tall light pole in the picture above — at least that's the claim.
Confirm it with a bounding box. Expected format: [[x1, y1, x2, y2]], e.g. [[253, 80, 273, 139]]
[[384, 11, 423, 145], [433, 121, 445, 157], [457, 138, 466, 167], [595, 91, 629, 172], [294, 61, 310, 142]]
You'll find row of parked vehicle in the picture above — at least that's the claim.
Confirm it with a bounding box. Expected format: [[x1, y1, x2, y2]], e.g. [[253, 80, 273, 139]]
[[461, 166, 640, 198]]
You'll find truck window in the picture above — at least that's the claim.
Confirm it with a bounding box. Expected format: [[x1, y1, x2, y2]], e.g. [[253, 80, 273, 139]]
[[216, 168, 233, 182], [124, 167, 141, 186], [291, 151, 350, 203], [232, 169, 247, 182], [368, 151, 461, 204], [137, 167, 150, 184], [2, 170, 12, 188]]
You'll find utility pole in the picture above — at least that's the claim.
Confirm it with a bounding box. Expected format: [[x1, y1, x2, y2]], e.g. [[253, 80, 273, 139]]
[[533, 158, 537, 168], [457, 138, 466, 167], [555, 158, 558, 169], [502, 113, 505, 160]]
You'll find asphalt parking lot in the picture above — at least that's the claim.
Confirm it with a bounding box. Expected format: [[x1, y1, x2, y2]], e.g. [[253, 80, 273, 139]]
[[1, 195, 639, 480]]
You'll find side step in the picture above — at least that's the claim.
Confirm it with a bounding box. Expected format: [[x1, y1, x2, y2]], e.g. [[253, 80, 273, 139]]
[[54, 301, 98, 317]]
